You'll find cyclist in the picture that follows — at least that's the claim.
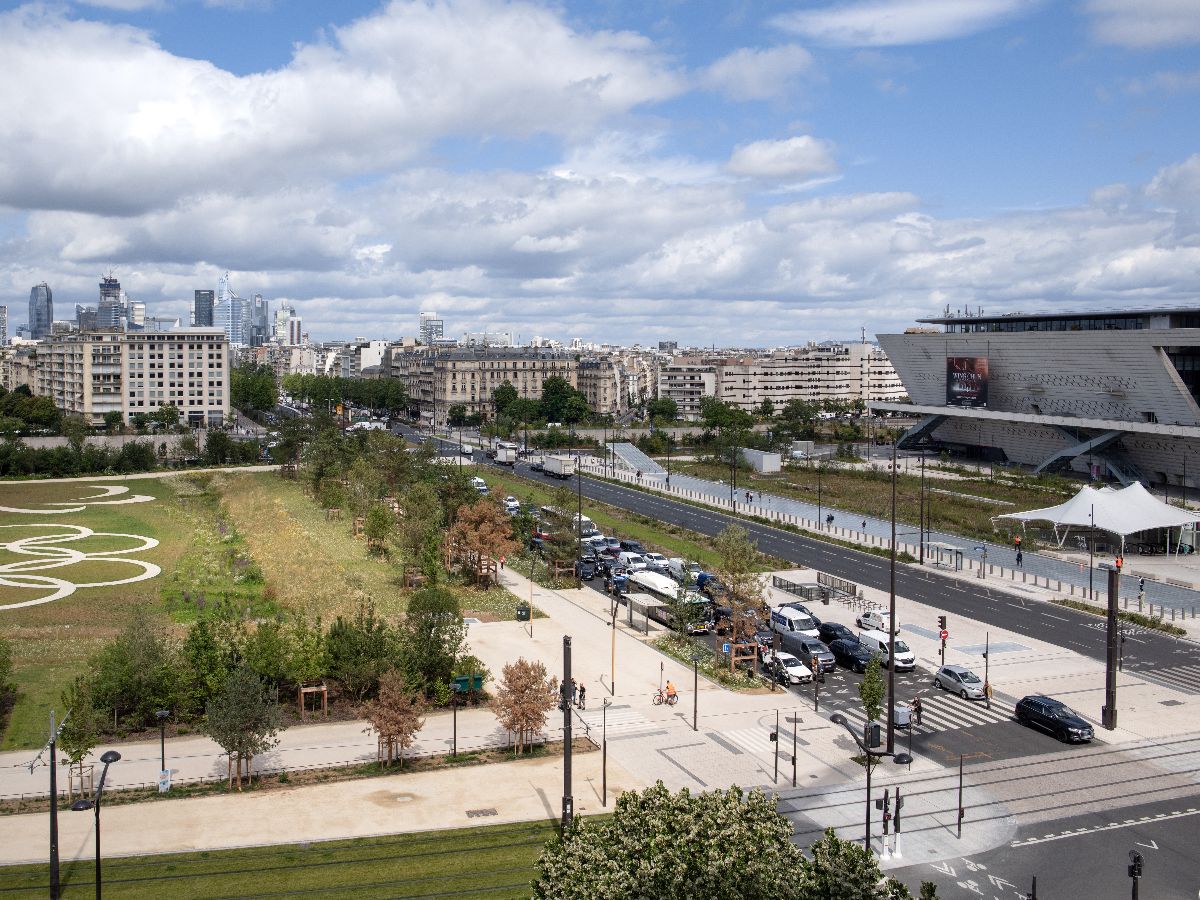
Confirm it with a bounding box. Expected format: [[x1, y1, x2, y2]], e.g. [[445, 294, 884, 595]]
[[665, 680, 678, 703]]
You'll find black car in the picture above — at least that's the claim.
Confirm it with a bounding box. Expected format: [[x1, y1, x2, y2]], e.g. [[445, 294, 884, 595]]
[[818, 622, 856, 646], [1015, 695, 1094, 743], [619, 539, 647, 554], [578, 546, 600, 565], [786, 636, 837, 674], [575, 558, 597, 580], [828, 638, 874, 673], [530, 459, 544, 472]]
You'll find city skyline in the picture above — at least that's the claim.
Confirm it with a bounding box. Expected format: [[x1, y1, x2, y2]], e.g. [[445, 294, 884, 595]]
[[2, 0, 1198, 345]]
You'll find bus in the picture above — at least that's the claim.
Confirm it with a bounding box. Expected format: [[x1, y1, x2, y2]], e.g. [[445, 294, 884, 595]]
[[627, 570, 710, 633]]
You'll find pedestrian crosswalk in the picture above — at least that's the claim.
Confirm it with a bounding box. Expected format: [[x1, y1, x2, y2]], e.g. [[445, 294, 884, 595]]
[[720, 727, 785, 757], [825, 692, 1016, 736], [1134, 664, 1200, 696], [576, 705, 659, 738]]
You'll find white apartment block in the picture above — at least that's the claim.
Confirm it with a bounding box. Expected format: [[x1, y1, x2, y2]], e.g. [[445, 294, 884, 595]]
[[659, 343, 906, 420], [30, 329, 230, 427]]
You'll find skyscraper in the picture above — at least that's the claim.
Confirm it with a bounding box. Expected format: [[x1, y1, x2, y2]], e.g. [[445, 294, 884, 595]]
[[97, 274, 126, 329], [194, 290, 215, 327], [0, 306, 7, 346], [419, 311, 444, 345], [28, 283, 53, 340]]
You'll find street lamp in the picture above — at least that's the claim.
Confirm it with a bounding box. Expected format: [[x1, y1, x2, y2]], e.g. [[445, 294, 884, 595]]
[[601, 698, 612, 807], [829, 714, 912, 852], [71, 749, 121, 900], [887, 441, 897, 754], [817, 464, 822, 529], [155, 710, 170, 790], [692, 654, 701, 732]]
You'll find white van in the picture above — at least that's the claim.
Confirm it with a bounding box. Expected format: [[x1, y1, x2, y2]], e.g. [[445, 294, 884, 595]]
[[770, 606, 820, 638], [858, 629, 916, 671], [470, 476, 488, 495], [618, 552, 648, 571]]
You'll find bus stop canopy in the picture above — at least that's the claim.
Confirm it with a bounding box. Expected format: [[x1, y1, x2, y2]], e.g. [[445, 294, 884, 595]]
[[994, 482, 1200, 551]]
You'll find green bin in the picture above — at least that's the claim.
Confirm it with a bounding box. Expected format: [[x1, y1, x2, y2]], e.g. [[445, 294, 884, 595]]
[[452, 674, 484, 693], [516, 604, 531, 622]]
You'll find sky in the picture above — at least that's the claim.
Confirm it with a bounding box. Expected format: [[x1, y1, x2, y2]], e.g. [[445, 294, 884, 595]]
[[3, 0, 1199, 347]]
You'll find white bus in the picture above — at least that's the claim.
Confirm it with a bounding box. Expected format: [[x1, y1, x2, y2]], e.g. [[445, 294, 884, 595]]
[[627, 571, 710, 633]]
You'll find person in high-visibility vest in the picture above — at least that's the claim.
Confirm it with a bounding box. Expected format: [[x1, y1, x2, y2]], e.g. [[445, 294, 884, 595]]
[[1115, 555, 1124, 571]]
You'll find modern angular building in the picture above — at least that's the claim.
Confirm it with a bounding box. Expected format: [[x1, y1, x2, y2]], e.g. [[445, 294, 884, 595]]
[[194, 289, 215, 327], [28, 283, 53, 340], [876, 308, 1200, 488]]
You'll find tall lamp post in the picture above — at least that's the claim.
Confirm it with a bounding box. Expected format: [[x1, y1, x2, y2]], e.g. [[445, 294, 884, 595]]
[[887, 441, 897, 753], [601, 698, 612, 807], [919, 453, 926, 565], [829, 714, 911, 852], [71, 749, 121, 900], [817, 464, 823, 528], [155, 709, 170, 791], [692, 655, 701, 731]]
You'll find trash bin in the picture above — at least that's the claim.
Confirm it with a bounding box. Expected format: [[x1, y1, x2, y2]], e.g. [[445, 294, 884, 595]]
[[516, 604, 531, 622]]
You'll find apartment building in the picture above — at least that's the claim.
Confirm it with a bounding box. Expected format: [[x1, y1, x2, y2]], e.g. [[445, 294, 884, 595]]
[[576, 358, 622, 416], [28, 328, 230, 427], [659, 343, 905, 420]]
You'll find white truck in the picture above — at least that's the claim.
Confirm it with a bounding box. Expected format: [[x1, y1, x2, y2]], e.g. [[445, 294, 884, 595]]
[[495, 447, 518, 466], [543, 455, 577, 479]]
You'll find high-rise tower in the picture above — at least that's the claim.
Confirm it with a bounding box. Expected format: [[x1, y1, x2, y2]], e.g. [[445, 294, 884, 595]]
[[28, 283, 53, 340], [194, 290, 215, 327]]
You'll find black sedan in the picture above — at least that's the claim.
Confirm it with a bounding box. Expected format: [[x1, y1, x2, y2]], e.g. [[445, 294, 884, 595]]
[[818, 622, 856, 645], [828, 638, 874, 673], [1015, 695, 1094, 743], [575, 558, 597, 580]]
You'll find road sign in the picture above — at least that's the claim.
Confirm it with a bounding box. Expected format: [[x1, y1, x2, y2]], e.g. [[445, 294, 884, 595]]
[[939, 629, 949, 640], [722, 642, 730, 653]]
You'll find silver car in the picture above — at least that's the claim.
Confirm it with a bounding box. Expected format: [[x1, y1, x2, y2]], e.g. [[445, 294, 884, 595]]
[[933, 664, 985, 700]]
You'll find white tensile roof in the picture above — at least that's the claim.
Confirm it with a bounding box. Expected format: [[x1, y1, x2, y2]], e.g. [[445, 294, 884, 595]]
[[996, 482, 1200, 537]]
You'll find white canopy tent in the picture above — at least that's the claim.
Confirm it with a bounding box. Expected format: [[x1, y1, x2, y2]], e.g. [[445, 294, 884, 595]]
[[994, 482, 1200, 554]]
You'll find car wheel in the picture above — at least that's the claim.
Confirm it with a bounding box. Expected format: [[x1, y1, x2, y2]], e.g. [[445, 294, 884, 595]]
[[1057, 728, 1069, 743], [960, 689, 969, 699]]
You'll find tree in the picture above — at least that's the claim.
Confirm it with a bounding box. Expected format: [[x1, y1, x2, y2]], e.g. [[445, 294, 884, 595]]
[[539, 376, 576, 423], [491, 658, 557, 754], [344, 456, 385, 518], [713, 525, 767, 644], [205, 429, 233, 465], [364, 503, 395, 554], [154, 403, 182, 429], [204, 663, 284, 790], [57, 676, 103, 770], [646, 397, 678, 422], [88, 612, 179, 731], [563, 393, 590, 426], [534, 782, 802, 899], [178, 619, 233, 717], [286, 613, 329, 688], [397, 482, 443, 580], [758, 398, 775, 418], [397, 586, 467, 702], [492, 381, 519, 417], [326, 604, 396, 703], [446, 499, 519, 585], [243, 620, 294, 692], [447, 404, 468, 427], [362, 671, 427, 767], [231, 363, 279, 413], [797, 828, 926, 899], [859, 653, 885, 727], [0, 635, 12, 697]]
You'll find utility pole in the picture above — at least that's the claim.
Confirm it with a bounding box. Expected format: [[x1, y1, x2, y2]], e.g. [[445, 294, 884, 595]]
[[919, 454, 926, 565], [887, 441, 897, 754], [957, 753, 964, 839], [561, 636, 573, 829], [1103, 563, 1120, 729], [772, 709, 780, 784], [983, 633, 991, 710], [791, 710, 798, 787]]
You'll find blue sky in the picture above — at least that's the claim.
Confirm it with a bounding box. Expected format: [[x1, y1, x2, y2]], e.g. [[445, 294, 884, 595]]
[[2, 0, 1198, 345]]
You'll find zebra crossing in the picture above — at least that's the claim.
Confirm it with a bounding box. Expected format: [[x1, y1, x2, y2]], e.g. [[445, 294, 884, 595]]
[[576, 705, 660, 739], [825, 692, 1016, 736], [719, 727, 785, 758], [1134, 664, 1200, 696]]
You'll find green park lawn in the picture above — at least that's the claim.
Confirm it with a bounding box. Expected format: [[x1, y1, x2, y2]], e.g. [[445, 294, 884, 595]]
[[0, 818, 558, 899]]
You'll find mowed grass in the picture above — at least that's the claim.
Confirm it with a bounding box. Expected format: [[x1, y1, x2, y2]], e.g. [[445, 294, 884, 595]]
[[0, 819, 559, 899], [0, 478, 191, 749]]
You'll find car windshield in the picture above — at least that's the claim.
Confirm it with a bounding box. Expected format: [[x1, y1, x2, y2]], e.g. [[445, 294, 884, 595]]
[[1051, 703, 1080, 718], [960, 671, 982, 684], [893, 640, 910, 653], [776, 654, 800, 666]]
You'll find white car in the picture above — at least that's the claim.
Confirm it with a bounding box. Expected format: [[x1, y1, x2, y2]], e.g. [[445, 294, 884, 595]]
[[642, 552, 670, 573], [502, 496, 520, 514], [764, 651, 813, 685], [618, 552, 648, 571], [856, 610, 897, 633]]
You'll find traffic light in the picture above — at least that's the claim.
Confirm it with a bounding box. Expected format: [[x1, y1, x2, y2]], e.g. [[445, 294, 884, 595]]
[[937, 615, 947, 630]]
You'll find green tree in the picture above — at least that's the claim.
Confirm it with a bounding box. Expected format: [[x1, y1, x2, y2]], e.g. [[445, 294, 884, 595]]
[[797, 828, 925, 899], [204, 429, 233, 465], [447, 404, 468, 427], [492, 381, 519, 417], [204, 663, 284, 790], [231, 364, 279, 412], [646, 397, 678, 422], [538, 376, 576, 423], [398, 585, 467, 703], [286, 614, 329, 687], [533, 782, 802, 899], [60, 416, 90, 455], [713, 525, 766, 643], [507, 397, 540, 427], [179, 619, 233, 717], [563, 393, 590, 425], [88, 612, 179, 731], [364, 503, 395, 554], [758, 398, 775, 418], [57, 676, 103, 767], [0, 634, 12, 697], [325, 604, 395, 702], [859, 653, 885, 725], [243, 621, 294, 692], [154, 403, 182, 429]]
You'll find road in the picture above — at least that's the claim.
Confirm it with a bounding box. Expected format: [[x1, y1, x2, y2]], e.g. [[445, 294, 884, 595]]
[[405, 428, 1200, 703]]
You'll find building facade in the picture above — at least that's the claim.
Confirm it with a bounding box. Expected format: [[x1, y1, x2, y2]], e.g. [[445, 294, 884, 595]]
[[193, 290, 215, 327], [876, 308, 1200, 487], [29, 283, 53, 340], [28, 328, 230, 427]]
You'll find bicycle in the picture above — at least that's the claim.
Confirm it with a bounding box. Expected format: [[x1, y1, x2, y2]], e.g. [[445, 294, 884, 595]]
[[652, 689, 679, 706]]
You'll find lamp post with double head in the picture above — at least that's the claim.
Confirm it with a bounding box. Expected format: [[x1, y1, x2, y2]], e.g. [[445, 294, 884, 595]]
[[829, 714, 911, 853], [71, 749, 121, 900]]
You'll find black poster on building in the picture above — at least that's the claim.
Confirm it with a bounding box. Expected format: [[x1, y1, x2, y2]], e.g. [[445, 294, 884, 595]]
[[946, 357, 988, 407]]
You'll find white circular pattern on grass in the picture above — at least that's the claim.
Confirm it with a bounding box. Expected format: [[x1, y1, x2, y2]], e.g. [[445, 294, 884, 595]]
[[0, 524, 161, 610], [0, 485, 156, 515]]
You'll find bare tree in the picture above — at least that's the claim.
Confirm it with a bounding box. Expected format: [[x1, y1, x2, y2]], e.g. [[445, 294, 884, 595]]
[[446, 498, 519, 586], [491, 658, 558, 753], [362, 671, 427, 767]]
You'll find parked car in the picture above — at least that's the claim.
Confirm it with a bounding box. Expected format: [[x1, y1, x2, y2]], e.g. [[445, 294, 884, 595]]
[[619, 539, 647, 554], [770, 606, 821, 638], [818, 622, 856, 645], [858, 630, 916, 671], [470, 476, 488, 495], [461, 445, 474, 457], [933, 665, 986, 700], [605, 566, 630, 595], [856, 610, 896, 632], [601, 537, 622, 558], [618, 551, 647, 571], [783, 636, 837, 674], [642, 552, 671, 574], [828, 638, 875, 673], [668, 558, 703, 585], [578, 546, 600, 565], [530, 459, 544, 472], [1015, 695, 1094, 743], [575, 558, 597, 580], [502, 495, 520, 514], [764, 651, 813, 685]]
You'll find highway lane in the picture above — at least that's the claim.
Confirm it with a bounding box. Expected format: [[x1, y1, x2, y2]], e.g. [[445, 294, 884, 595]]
[[428, 437, 1200, 700]]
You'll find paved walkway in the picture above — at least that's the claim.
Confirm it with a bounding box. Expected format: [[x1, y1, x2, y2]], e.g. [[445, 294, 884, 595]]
[[579, 459, 1200, 615]]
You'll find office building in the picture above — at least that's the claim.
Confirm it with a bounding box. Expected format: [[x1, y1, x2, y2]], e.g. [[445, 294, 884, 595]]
[[28, 283, 53, 340], [273, 303, 303, 345], [0, 306, 6, 346], [194, 290, 215, 327], [876, 307, 1200, 487], [28, 328, 229, 427], [419, 311, 444, 346]]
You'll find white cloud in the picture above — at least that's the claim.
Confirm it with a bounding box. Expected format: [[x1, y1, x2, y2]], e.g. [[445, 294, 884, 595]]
[[1124, 69, 1200, 94], [76, 0, 165, 10], [0, 2, 685, 216], [1086, 0, 1200, 48], [726, 136, 838, 180], [773, 0, 1036, 47], [699, 44, 814, 100]]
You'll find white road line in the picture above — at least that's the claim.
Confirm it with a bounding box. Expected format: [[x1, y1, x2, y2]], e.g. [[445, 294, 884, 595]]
[[1010, 807, 1200, 847]]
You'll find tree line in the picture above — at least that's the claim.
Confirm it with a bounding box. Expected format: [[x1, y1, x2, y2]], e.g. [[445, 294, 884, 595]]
[[280, 373, 408, 415]]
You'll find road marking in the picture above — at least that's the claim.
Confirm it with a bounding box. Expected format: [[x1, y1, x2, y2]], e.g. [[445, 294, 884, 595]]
[[1041, 613, 1070, 621], [1010, 807, 1200, 846]]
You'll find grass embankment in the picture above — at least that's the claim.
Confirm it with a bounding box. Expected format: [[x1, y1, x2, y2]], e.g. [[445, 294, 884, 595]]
[[0, 819, 561, 899], [1051, 598, 1188, 636], [0, 478, 190, 749], [675, 460, 1075, 548]]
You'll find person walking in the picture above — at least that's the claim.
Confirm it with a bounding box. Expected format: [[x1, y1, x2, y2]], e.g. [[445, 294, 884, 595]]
[[1015, 549, 1023, 568], [911, 696, 923, 727], [499, 555, 506, 570], [569, 678, 577, 707], [862, 519, 867, 532], [577, 683, 586, 710]]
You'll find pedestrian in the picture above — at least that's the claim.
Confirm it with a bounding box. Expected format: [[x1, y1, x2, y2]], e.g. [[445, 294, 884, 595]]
[[569, 678, 577, 706], [862, 519, 867, 532], [912, 696, 923, 727], [1015, 549, 1023, 567], [577, 683, 586, 709], [499, 555, 506, 570]]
